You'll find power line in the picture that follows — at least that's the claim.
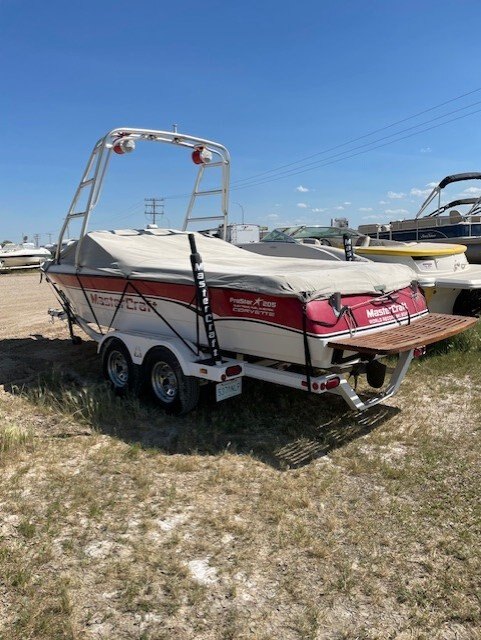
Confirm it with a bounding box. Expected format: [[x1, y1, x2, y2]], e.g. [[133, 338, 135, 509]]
[[231, 105, 481, 190], [233, 86, 481, 185], [233, 99, 481, 189]]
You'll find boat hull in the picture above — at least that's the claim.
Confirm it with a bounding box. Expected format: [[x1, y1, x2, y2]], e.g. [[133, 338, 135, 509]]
[[0, 249, 51, 268], [0, 256, 45, 268], [363, 225, 481, 264], [45, 271, 428, 369]]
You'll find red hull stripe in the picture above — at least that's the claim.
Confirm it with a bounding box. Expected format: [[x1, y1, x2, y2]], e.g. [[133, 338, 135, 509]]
[[48, 272, 428, 337]]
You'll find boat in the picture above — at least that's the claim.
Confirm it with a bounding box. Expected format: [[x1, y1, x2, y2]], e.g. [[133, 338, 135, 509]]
[[0, 242, 51, 270], [355, 241, 481, 316], [41, 128, 475, 414], [240, 227, 481, 316], [358, 173, 481, 263], [44, 226, 430, 368]]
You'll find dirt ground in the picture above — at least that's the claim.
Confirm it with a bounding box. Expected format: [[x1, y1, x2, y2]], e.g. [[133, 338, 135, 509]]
[[1, 271, 481, 640], [0, 272, 98, 388], [0, 271, 58, 340]]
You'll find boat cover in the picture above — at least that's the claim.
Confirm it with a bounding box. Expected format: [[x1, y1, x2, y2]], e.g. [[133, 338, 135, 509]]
[[50, 228, 416, 299]]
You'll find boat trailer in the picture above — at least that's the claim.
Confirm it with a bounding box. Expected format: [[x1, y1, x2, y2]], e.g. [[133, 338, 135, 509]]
[[47, 234, 477, 415]]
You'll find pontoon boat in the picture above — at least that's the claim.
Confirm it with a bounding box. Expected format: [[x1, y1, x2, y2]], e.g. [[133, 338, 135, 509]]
[[358, 173, 481, 262]]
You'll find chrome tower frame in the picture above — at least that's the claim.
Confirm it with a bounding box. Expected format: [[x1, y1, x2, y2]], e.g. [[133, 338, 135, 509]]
[[55, 127, 231, 265]]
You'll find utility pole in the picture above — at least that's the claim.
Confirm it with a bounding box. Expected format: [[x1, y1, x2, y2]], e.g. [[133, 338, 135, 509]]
[[47, 233, 53, 244], [144, 198, 165, 227], [33, 233, 41, 247], [233, 202, 245, 224]]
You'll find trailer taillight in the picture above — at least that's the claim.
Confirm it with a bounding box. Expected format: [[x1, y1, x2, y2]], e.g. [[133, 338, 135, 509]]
[[226, 365, 242, 377], [302, 377, 340, 391], [325, 377, 340, 390]]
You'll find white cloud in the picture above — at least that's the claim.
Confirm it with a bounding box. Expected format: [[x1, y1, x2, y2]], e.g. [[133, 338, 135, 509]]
[[387, 191, 406, 200], [359, 207, 373, 212], [410, 187, 431, 197], [379, 200, 388, 205], [267, 213, 279, 219], [297, 202, 308, 209], [362, 214, 387, 220], [385, 208, 409, 215], [343, 201, 351, 206], [420, 147, 432, 153], [335, 205, 344, 210], [311, 207, 326, 213], [274, 203, 281, 207], [426, 182, 437, 188], [462, 187, 481, 196], [296, 185, 309, 192]]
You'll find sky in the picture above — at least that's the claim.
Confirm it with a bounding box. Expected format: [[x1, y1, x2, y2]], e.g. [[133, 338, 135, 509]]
[[2, 0, 481, 243]]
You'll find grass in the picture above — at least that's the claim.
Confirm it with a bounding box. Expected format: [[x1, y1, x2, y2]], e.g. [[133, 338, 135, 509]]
[[0, 422, 33, 456], [1, 328, 481, 638]]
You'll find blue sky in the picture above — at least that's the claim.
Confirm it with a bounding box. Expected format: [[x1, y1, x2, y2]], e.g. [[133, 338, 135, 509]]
[[2, 0, 481, 242]]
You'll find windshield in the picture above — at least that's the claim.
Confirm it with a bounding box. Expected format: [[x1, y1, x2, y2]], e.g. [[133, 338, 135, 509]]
[[290, 226, 360, 239], [261, 228, 298, 243]]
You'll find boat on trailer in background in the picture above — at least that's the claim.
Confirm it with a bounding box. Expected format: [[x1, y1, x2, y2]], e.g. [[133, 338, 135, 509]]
[[42, 127, 475, 415], [0, 241, 51, 271], [358, 173, 481, 263]]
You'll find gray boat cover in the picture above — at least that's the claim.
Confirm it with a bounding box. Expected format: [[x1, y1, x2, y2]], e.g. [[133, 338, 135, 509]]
[[50, 228, 416, 299]]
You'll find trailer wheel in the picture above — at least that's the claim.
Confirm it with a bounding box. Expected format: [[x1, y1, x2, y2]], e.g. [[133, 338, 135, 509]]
[[102, 339, 136, 395], [453, 290, 481, 317], [143, 347, 200, 415]]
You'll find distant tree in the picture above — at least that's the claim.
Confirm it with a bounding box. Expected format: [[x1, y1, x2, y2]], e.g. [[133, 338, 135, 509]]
[[1, 240, 13, 246]]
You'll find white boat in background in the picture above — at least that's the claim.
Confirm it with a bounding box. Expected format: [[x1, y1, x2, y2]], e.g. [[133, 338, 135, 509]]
[[0, 242, 51, 270], [355, 241, 481, 316], [241, 227, 481, 316], [42, 127, 474, 414]]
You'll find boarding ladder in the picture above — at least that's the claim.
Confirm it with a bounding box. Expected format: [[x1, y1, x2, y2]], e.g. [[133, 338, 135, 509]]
[[55, 127, 231, 266]]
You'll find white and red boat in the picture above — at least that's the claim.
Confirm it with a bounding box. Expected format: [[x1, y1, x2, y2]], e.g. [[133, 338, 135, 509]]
[[45, 227, 429, 369], [42, 128, 475, 414]]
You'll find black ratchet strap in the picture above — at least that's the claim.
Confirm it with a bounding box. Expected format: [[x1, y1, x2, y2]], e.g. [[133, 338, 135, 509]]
[[76, 273, 104, 336], [126, 280, 198, 356]]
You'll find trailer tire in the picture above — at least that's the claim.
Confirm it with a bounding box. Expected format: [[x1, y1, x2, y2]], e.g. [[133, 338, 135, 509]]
[[453, 289, 481, 317], [142, 347, 200, 415], [102, 339, 137, 396]]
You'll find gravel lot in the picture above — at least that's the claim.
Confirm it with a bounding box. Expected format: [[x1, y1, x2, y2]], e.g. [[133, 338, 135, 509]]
[[0, 271, 58, 339], [0, 271, 96, 387]]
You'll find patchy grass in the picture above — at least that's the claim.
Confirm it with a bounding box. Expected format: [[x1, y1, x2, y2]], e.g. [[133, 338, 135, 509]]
[[0, 422, 34, 456], [1, 322, 481, 638]]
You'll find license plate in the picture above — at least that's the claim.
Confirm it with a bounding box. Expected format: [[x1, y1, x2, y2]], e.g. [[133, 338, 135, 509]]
[[215, 377, 242, 402]]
